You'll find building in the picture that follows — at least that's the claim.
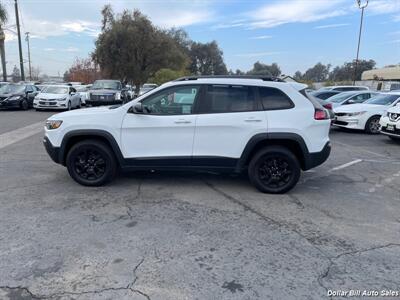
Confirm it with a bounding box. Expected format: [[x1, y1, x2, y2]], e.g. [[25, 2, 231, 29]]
[[361, 66, 400, 91]]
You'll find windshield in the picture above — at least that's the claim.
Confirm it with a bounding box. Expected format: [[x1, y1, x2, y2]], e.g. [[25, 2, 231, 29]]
[[43, 86, 69, 94], [74, 86, 88, 92], [92, 81, 120, 90], [328, 92, 357, 103], [143, 84, 157, 89], [365, 94, 399, 106], [0, 84, 25, 94]]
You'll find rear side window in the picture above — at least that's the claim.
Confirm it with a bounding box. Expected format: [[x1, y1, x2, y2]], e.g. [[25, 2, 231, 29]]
[[259, 87, 294, 110], [200, 85, 256, 113], [318, 92, 337, 100]]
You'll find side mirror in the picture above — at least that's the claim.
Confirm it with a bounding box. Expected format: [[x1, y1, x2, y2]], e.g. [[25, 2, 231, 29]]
[[133, 102, 144, 113]]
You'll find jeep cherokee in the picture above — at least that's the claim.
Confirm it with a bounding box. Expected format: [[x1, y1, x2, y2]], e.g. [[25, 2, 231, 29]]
[[43, 76, 331, 193]]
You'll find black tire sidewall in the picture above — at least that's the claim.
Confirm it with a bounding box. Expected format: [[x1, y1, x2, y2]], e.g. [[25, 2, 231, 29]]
[[248, 147, 300, 194], [365, 116, 380, 134], [21, 100, 28, 110], [66, 141, 117, 186]]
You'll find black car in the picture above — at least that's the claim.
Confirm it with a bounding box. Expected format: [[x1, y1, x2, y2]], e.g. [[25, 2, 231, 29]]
[[0, 83, 39, 110], [86, 80, 129, 106]]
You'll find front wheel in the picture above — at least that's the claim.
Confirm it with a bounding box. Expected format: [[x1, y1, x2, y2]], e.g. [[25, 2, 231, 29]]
[[365, 116, 381, 134], [248, 146, 301, 194], [66, 140, 117, 186], [67, 101, 71, 111], [20, 99, 29, 110]]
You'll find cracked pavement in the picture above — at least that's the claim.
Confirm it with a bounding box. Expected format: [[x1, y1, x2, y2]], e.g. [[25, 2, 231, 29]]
[[0, 111, 400, 299]]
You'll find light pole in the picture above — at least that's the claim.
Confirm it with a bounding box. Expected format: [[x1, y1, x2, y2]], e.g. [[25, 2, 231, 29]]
[[14, 0, 24, 81], [353, 0, 368, 85], [25, 32, 32, 80]]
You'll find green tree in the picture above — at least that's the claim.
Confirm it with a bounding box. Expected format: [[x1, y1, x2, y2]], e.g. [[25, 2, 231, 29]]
[[189, 41, 228, 75], [247, 61, 281, 77], [11, 65, 20, 82], [93, 7, 188, 93], [329, 59, 376, 82], [293, 71, 303, 81], [150, 68, 189, 85], [303, 62, 331, 82], [0, 3, 8, 81]]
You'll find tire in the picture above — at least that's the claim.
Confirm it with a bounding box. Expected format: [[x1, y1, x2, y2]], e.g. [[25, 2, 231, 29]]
[[67, 101, 71, 111], [365, 116, 381, 134], [66, 140, 117, 186], [78, 99, 82, 108], [20, 99, 29, 110], [248, 146, 301, 194]]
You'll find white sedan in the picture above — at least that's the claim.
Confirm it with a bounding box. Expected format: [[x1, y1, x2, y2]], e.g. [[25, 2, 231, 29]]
[[33, 85, 81, 111], [332, 91, 400, 134]]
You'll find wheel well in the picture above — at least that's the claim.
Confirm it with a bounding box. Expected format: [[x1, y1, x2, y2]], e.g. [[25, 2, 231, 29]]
[[62, 135, 116, 165], [365, 114, 382, 128], [244, 139, 306, 169]]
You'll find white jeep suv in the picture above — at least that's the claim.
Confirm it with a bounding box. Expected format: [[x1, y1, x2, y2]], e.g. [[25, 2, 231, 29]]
[[43, 76, 331, 193], [380, 102, 400, 140]]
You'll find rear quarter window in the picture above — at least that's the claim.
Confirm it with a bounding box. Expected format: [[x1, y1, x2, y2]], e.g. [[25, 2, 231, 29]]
[[258, 87, 294, 110]]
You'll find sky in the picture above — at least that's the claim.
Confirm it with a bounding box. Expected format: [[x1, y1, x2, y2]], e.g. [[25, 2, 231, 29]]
[[2, 0, 400, 77]]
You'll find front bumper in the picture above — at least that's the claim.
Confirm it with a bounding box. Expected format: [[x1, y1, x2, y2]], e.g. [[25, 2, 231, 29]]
[[43, 136, 61, 164], [0, 100, 21, 108], [380, 117, 400, 137], [86, 99, 122, 106], [332, 116, 363, 130], [34, 100, 68, 110], [303, 141, 331, 170]]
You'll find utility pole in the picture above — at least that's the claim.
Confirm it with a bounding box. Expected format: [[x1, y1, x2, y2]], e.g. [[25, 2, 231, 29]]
[[14, 0, 25, 81], [353, 0, 368, 85], [25, 32, 32, 80]]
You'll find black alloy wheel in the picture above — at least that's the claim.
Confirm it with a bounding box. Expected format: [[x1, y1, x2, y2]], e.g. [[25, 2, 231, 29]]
[[248, 146, 300, 194], [21, 99, 29, 110], [66, 140, 117, 186]]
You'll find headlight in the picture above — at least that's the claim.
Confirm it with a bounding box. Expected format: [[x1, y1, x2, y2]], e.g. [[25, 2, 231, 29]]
[[45, 120, 63, 130], [57, 97, 67, 101], [115, 92, 121, 100], [347, 111, 366, 116], [9, 95, 22, 101]]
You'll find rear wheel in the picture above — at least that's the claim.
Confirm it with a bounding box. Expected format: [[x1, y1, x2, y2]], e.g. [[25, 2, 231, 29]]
[[365, 116, 381, 134], [248, 146, 300, 194], [66, 140, 117, 186]]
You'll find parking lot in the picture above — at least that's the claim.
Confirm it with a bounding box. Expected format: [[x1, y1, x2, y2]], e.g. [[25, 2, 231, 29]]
[[0, 110, 399, 300]]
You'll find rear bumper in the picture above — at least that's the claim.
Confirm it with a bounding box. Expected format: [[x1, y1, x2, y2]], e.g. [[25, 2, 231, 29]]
[[303, 141, 331, 170], [43, 136, 61, 164]]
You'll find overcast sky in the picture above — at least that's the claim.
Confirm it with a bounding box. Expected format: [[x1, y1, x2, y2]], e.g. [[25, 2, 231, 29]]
[[2, 0, 400, 76]]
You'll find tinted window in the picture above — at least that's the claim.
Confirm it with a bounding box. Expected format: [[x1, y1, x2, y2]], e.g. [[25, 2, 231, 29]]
[[26, 85, 33, 92], [141, 85, 199, 115], [319, 92, 338, 100], [259, 87, 294, 110], [200, 85, 256, 113]]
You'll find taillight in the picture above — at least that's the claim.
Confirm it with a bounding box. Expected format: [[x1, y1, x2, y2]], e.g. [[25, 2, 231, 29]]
[[323, 103, 332, 110], [314, 109, 329, 120]]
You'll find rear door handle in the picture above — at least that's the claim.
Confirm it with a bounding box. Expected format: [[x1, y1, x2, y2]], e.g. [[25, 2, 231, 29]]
[[174, 119, 191, 124], [244, 118, 262, 122]]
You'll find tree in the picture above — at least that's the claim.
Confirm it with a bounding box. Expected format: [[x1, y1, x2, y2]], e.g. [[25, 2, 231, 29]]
[[0, 3, 7, 81], [303, 62, 331, 82], [11, 65, 20, 82], [247, 61, 281, 77], [293, 71, 303, 80], [65, 58, 101, 84], [189, 41, 228, 75], [329, 59, 375, 82], [149, 68, 188, 85], [94, 7, 188, 93]]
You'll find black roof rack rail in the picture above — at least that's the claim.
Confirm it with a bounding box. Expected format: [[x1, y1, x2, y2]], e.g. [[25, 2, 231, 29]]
[[174, 75, 284, 82]]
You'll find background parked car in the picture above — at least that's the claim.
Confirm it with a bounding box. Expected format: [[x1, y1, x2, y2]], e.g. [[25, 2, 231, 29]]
[[333, 92, 400, 134], [0, 81, 9, 88], [305, 90, 334, 119], [33, 85, 81, 111], [319, 85, 369, 92], [310, 90, 341, 100], [73, 85, 89, 105], [380, 102, 400, 140], [86, 80, 129, 106], [325, 91, 379, 108], [138, 83, 158, 96], [0, 83, 39, 110]]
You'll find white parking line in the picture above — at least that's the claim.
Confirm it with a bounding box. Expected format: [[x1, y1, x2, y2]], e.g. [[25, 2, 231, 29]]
[[329, 159, 363, 172], [0, 121, 44, 150], [333, 141, 388, 158]]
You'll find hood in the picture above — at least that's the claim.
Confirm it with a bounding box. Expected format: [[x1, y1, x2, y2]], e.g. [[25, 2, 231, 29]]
[[387, 104, 400, 113], [89, 89, 118, 94], [334, 103, 387, 113], [0, 92, 24, 98], [50, 105, 117, 119], [39, 93, 68, 99]]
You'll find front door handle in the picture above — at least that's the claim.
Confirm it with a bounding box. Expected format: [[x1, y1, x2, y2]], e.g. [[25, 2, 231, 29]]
[[244, 118, 262, 122], [174, 119, 191, 124]]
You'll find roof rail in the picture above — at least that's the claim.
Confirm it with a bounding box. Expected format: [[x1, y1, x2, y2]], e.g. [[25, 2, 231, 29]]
[[174, 75, 284, 82]]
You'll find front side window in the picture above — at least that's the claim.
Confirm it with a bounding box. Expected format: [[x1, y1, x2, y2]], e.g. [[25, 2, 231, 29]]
[[141, 85, 199, 115], [259, 87, 294, 110], [199, 85, 256, 114]]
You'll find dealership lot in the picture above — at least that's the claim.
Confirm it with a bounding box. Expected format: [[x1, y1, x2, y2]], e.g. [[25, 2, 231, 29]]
[[0, 110, 399, 300]]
